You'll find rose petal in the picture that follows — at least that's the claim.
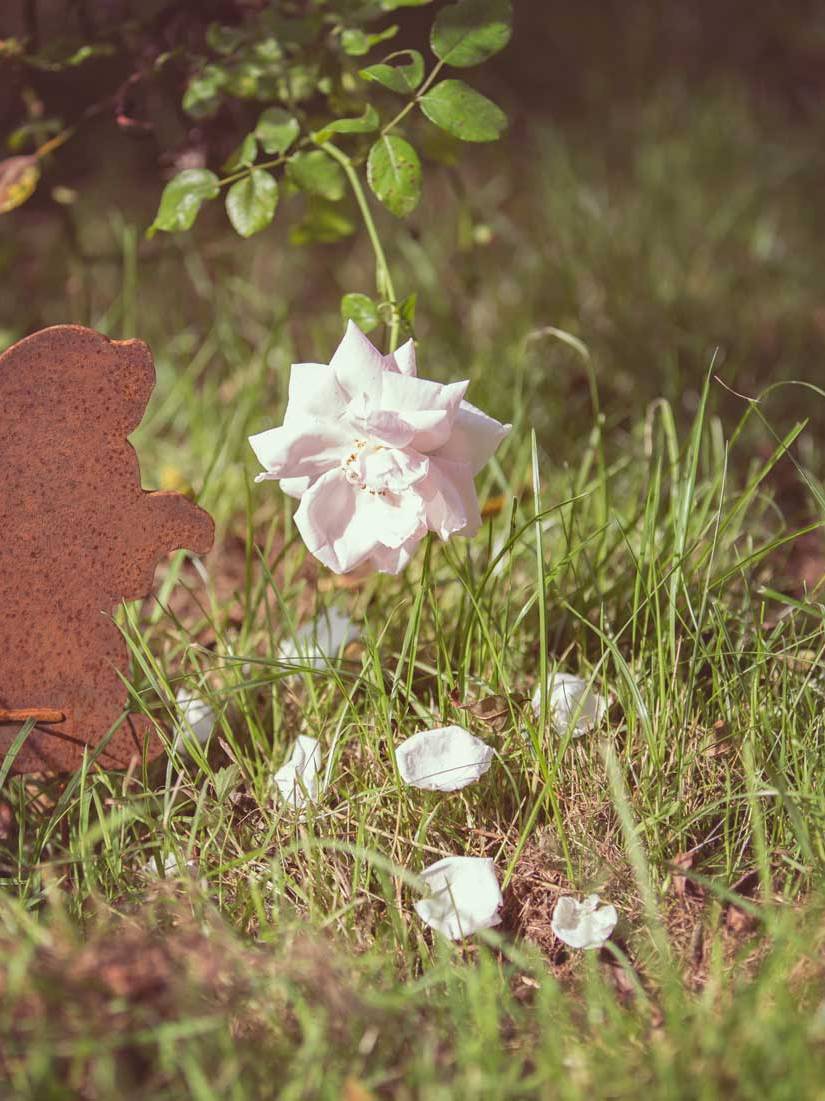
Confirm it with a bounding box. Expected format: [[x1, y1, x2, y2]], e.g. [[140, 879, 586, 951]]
[[361, 409, 417, 448], [352, 484, 427, 551], [279, 607, 359, 667], [414, 856, 503, 940], [272, 735, 322, 811], [367, 535, 421, 575], [331, 320, 385, 401], [279, 476, 311, 499], [249, 420, 351, 480], [141, 852, 197, 878], [380, 373, 468, 422], [385, 338, 417, 377], [418, 455, 482, 540], [531, 672, 607, 736], [354, 446, 429, 493], [293, 469, 361, 573], [295, 469, 427, 574], [284, 362, 346, 423], [395, 726, 493, 792], [432, 399, 511, 474], [173, 688, 216, 751], [389, 408, 456, 452], [551, 894, 617, 949]]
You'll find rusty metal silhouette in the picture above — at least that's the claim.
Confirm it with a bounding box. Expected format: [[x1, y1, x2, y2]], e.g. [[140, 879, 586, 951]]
[[0, 325, 214, 774]]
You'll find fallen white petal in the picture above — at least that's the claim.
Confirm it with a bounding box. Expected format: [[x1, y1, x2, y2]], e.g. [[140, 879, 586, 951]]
[[173, 688, 216, 750], [272, 735, 322, 811], [531, 672, 606, 736], [414, 856, 503, 940], [140, 852, 196, 878], [278, 607, 359, 668], [551, 893, 617, 949], [395, 726, 493, 792]]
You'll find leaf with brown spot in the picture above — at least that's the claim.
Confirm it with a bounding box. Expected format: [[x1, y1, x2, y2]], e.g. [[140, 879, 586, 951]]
[[0, 156, 40, 213]]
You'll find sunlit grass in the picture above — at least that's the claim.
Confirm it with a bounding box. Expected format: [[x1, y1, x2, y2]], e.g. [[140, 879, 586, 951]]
[[3, 88, 825, 1097]]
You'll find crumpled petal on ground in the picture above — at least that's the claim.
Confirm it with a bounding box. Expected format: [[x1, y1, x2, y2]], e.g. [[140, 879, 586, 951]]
[[173, 688, 216, 751], [278, 607, 359, 668], [414, 856, 503, 940], [272, 735, 322, 811], [395, 725, 493, 791], [531, 671, 606, 736], [551, 893, 617, 949]]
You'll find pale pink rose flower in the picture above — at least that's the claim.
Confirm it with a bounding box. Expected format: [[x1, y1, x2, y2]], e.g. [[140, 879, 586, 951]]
[[249, 322, 511, 575]]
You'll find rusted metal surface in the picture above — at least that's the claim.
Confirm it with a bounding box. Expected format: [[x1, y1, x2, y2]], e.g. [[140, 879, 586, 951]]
[[0, 708, 65, 724], [0, 325, 214, 775]]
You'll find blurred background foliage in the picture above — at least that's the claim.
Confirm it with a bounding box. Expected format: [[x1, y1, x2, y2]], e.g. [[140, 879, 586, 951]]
[[2, 0, 825, 450]]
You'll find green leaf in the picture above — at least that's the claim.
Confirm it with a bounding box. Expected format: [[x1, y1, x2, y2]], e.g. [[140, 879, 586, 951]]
[[275, 63, 319, 104], [341, 24, 398, 57], [255, 108, 300, 154], [182, 64, 228, 117], [225, 170, 278, 238], [360, 50, 424, 94], [212, 763, 241, 803], [398, 292, 417, 328], [63, 43, 116, 66], [223, 132, 258, 172], [226, 60, 280, 100], [206, 23, 246, 54], [367, 135, 421, 217], [430, 0, 512, 67], [312, 105, 380, 143], [286, 150, 345, 201], [419, 79, 507, 142], [380, 0, 434, 8], [0, 156, 40, 214], [252, 37, 283, 63], [148, 169, 220, 236], [7, 119, 61, 153], [341, 292, 381, 332], [25, 42, 116, 71], [290, 199, 356, 245]]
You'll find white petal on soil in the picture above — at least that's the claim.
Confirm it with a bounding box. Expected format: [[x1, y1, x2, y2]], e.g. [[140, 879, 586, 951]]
[[272, 735, 322, 811], [551, 894, 617, 950], [173, 688, 216, 750], [278, 607, 359, 667], [414, 856, 503, 940], [140, 852, 197, 878], [395, 726, 493, 792], [531, 672, 606, 736]]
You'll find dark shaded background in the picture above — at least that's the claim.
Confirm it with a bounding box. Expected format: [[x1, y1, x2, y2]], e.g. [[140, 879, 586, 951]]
[[2, 0, 825, 439]]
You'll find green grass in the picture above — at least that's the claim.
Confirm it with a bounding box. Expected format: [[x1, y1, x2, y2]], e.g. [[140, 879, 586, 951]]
[[2, 84, 825, 1098]]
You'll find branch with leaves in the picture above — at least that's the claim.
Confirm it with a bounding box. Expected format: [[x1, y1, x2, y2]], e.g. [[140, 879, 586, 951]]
[[147, 0, 513, 348]]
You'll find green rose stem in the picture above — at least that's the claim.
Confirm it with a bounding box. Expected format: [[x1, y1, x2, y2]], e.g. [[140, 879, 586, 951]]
[[379, 58, 445, 139], [321, 141, 400, 353], [218, 154, 288, 190]]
